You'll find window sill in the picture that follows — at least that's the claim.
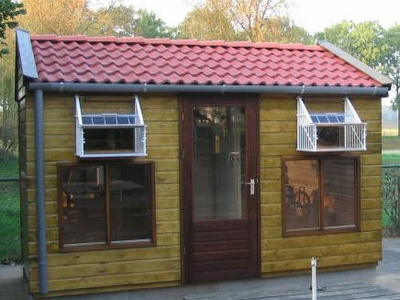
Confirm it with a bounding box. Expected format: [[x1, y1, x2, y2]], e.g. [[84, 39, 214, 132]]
[[59, 240, 156, 252], [283, 226, 360, 237]]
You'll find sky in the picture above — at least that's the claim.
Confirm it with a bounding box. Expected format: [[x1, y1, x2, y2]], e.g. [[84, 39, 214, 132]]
[[119, 0, 399, 34]]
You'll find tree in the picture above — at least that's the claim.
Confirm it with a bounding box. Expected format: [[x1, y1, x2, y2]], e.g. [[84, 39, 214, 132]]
[[85, 5, 175, 38], [179, 0, 311, 43], [260, 16, 313, 44], [314, 21, 387, 68], [84, 4, 136, 36], [134, 9, 176, 38], [0, 1, 24, 158], [226, 0, 291, 42], [19, 0, 88, 35], [380, 25, 400, 136], [0, 0, 25, 56], [179, 4, 236, 40], [0, 50, 18, 159]]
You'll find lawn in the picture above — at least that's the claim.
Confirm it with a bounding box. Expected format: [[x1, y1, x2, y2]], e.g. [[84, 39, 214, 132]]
[[382, 135, 400, 165], [0, 157, 20, 262], [0, 158, 19, 179]]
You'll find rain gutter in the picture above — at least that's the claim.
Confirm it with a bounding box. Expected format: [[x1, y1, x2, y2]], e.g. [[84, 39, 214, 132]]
[[28, 82, 390, 97]]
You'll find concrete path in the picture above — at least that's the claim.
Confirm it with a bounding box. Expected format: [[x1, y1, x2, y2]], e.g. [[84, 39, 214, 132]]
[[1, 238, 400, 300]]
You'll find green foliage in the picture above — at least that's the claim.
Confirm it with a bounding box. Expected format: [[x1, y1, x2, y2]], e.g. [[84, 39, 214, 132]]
[[0, 180, 20, 263], [382, 167, 400, 235], [178, 0, 312, 43], [314, 20, 387, 68], [179, 4, 236, 41], [85, 5, 176, 38], [0, 30, 18, 160], [0, 157, 19, 262], [381, 25, 400, 117], [0, 0, 25, 56], [0, 157, 18, 178], [134, 9, 176, 38]]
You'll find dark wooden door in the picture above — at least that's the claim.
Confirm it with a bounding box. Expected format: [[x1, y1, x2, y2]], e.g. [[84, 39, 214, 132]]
[[182, 95, 259, 282]]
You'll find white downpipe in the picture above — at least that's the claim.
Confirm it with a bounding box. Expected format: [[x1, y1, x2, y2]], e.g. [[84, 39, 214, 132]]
[[311, 257, 318, 300]]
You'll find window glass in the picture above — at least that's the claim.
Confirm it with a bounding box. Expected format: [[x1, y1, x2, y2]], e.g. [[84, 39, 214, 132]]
[[193, 106, 247, 221], [109, 164, 152, 242], [60, 165, 106, 245], [322, 159, 356, 228], [58, 162, 154, 249], [316, 127, 344, 148], [84, 128, 134, 152], [283, 157, 358, 235], [284, 159, 319, 231]]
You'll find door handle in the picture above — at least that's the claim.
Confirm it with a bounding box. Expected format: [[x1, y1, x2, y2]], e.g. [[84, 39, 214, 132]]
[[244, 179, 256, 195]]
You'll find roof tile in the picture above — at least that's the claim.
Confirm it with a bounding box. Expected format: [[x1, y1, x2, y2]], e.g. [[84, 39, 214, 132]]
[[29, 35, 383, 87]]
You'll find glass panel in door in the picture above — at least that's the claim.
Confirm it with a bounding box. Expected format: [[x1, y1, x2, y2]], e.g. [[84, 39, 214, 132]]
[[193, 106, 246, 221]]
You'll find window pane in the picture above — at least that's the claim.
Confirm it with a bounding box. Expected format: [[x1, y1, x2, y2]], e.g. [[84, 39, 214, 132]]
[[82, 116, 93, 125], [104, 115, 117, 124], [316, 127, 344, 148], [284, 159, 320, 231], [193, 106, 246, 221], [84, 128, 134, 152], [60, 165, 106, 245], [322, 159, 356, 228], [109, 164, 153, 242], [283, 157, 358, 235], [93, 116, 104, 124]]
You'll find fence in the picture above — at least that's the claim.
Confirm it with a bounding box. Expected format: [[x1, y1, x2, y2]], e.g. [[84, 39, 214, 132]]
[[0, 178, 20, 263], [382, 165, 400, 235]]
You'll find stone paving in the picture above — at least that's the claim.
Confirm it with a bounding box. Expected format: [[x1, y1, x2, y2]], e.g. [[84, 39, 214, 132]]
[[1, 238, 400, 300]]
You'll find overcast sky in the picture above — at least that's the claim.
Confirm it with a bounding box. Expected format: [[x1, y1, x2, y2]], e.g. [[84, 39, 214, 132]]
[[117, 0, 399, 34]]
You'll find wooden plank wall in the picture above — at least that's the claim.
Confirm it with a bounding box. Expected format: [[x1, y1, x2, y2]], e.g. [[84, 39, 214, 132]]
[[22, 92, 383, 295], [259, 95, 382, 276], [18, 97, 30, 269], [23, 93, 181, 295]]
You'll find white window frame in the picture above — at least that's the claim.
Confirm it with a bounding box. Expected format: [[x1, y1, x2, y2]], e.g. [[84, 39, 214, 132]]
[[297, 96, 366, 152], [75, 95, 147, 158]]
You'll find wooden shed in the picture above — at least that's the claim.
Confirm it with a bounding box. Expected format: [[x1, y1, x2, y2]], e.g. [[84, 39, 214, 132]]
[[15, 28, 392, 297]]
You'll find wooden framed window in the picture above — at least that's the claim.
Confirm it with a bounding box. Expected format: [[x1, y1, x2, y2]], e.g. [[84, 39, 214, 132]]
[[282, 156, 359, 236], [57, 161, 155, 250]]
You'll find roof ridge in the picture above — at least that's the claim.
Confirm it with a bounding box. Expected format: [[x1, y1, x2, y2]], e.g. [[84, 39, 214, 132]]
[[30, 34, 323, 50]]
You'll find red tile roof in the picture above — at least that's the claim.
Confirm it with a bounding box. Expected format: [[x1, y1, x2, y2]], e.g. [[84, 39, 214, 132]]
[[29, 35, 383, 87]]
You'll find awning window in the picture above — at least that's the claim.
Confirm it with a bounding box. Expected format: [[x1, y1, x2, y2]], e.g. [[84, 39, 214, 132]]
[[75, 95, 147, 158], [297, 96, 366, 152]]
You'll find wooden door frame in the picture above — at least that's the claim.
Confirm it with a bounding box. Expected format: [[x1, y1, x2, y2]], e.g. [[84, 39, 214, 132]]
[[179, 93, 260, 283]]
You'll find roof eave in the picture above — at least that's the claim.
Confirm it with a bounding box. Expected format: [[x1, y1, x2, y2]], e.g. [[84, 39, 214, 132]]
[[318, 40, 392, 88]]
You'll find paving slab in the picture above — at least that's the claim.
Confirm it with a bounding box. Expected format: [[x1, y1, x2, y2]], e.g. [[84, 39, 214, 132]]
[[1, 238, 400, 300]]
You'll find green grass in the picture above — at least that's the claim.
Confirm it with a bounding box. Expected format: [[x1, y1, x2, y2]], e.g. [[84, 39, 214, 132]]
[[0, 158, 19, 178], [382, 136, 400, 165], [382, 135, 400, 150], [383, 210, 391, 228], [382, 153, 400, 165], [0, 157, 20, 262]]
